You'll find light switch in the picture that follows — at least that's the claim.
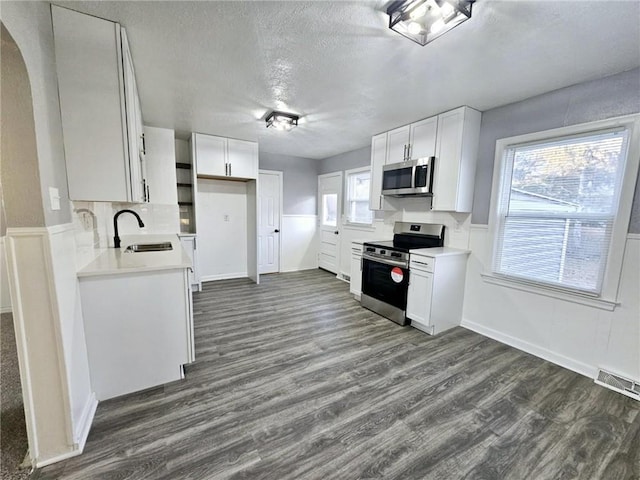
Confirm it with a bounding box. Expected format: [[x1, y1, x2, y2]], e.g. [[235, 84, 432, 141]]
[[49, 187, 61, 211]]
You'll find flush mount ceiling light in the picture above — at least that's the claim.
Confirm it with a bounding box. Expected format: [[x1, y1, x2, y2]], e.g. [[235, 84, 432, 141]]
[[265, 111, 299, 131], [387, 0, 474, 46]]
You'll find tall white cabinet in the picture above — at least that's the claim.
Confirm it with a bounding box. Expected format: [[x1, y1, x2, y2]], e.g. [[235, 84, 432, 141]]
[[52, 5, 147, 202], [190, 133, 259, 284]]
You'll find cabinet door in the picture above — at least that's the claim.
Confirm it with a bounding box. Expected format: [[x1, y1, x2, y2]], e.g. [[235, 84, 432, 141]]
[[227, 138, 258, 179], [349, 253, 363, 296], [433, 108, 465, 211], [369, 133, 387, 211], [121, 29, 146, 202], [52, 6, 131, 202], [406, 270, 433, 328], [409, 116, 438, 159], [194, 134, 226, 176], [144, 126, 177, 205], [387, 125, 411, 163]]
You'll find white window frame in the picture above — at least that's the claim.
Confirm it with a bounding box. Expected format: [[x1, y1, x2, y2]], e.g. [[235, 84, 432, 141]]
[[344, 166, 374, 227], [484, 114, 640, 311]]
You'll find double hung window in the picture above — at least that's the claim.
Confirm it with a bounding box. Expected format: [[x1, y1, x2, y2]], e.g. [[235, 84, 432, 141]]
[[490, 116, 639, 302], [345, 168, 373, 225]]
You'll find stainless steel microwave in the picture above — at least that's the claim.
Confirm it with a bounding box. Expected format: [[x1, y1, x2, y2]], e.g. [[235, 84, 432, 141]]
[[382, 157, 435, 197]]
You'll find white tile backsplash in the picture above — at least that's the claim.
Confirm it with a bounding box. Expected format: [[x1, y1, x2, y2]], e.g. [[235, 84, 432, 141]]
[[71, 201, 180, 269]]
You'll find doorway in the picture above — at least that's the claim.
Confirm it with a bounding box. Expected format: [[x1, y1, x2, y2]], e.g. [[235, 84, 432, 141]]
[[317, 172, 343, 274], [258, 170, 282, 274]]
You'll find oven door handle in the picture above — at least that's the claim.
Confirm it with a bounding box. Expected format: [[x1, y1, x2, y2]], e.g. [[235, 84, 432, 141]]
[[363, 255, 408, 268]]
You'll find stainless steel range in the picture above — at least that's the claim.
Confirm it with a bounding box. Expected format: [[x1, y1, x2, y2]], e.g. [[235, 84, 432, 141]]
[[361, 222, 445, 325]]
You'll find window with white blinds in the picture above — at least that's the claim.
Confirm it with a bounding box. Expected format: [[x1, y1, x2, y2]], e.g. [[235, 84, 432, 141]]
[[345, 168, 373, 225], [493, 128, 630, 295]]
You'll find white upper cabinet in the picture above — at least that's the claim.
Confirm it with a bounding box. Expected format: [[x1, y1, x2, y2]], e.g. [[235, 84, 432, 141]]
[[387, 125, 411, 164], [193, 133, 258, 180], [144, 126, 177, 205], [409, 116, 438, 159], [369, 133, 387, 211], [432, 106, 481, 212], [194, 133, 226, 177], [227, 138, 258, 179], [369, 106, 481, 213], [52, 5, 147, 202]]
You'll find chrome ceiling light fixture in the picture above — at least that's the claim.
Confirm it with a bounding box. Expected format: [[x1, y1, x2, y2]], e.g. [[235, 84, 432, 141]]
[[387, 0, 474, 46], [265, 111, 299, 131]]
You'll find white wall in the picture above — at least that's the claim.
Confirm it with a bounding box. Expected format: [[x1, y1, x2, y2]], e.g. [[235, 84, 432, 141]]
[[462, 226, 640, 382], [197, 178, 248, 280], [281, 215, 318, 272]]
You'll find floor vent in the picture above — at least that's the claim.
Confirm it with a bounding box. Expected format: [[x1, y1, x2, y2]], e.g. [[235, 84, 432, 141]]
[[595, 369, 640, 401]]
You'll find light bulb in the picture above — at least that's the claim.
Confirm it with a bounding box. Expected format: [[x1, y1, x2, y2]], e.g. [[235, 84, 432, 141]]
[[440, 2, 454, 17], [410, 4, 428, 20], [407, 21, 423, 35], [430, 18, 445, 34]]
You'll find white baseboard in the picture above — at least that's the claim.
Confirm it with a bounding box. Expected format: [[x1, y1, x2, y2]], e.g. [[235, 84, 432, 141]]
[[74, 393, 98, 452], [35, 448, 82, 468], [200, 272, 247, 282], [0, 306, 12, 314], [280, 266, 318, 273], [461, 318, 596, 379]]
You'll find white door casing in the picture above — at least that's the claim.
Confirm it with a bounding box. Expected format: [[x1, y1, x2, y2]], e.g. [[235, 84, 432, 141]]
[[258, 170, 282, 274], [318, 172, 343, 274]]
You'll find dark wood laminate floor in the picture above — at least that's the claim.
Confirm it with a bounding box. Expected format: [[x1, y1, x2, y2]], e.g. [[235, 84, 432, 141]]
[[34, 269, 639, 479]]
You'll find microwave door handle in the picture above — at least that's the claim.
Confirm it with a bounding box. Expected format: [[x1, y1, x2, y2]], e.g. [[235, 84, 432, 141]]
[[411, 165, 417, 189]]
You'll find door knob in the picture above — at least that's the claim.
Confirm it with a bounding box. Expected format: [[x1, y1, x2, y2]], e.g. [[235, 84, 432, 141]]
[[274, 229, 280, 233], [334, 230, 339, 235]]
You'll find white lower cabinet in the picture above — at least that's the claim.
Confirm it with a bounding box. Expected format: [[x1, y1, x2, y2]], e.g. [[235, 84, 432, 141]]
[[350, 242, 364, 299], [406, 250, 469, 335], [179, 234, 201, 291], [79, 268, 193, 400]]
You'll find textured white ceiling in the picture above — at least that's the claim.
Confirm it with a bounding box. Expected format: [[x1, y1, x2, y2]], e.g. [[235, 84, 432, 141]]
[[55, 1, 640, 159]]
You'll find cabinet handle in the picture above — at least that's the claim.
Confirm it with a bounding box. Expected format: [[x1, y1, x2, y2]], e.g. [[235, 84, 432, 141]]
[[142, 178, 147, 202], [146, 184, 150, 203], [407, 143, 412, 160], [229, 163, 232, 176], [141, 133, 146, 155], [403, 145, 407, 161]]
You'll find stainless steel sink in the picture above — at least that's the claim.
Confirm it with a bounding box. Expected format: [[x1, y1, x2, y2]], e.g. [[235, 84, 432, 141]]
[[124, 242, 173, 253]]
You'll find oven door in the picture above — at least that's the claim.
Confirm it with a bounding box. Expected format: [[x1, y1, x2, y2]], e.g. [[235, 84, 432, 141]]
[[361, 256, 409, 311]]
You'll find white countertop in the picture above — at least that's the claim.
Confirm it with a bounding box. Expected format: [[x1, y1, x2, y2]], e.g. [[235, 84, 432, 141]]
[[410, 247, 470, 257], [78, 234, 192, 278]]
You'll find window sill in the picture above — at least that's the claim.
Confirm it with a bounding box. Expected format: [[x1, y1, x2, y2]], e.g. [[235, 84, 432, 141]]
[[480, 272, 618, 311]]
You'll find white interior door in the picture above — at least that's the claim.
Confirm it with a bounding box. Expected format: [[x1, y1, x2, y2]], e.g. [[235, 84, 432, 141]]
[[318, 172, 343, 274], [258, 171, 282, 274]]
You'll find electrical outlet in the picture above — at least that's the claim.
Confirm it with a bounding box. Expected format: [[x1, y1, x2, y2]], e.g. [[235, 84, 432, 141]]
[[224, 214, 230, 222]]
